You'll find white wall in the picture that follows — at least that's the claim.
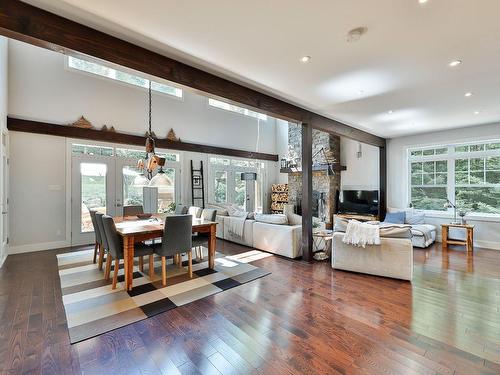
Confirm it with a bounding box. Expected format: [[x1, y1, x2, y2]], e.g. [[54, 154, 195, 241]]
[[387, 122, 500, 249], [0, 37, 8, 266], [7, 39, 281, 252], [340, 138, 379, 190]]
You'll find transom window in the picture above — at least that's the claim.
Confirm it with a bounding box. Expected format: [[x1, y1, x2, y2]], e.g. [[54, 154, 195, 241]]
[[208, 98, 267, 121], [408, 141, 500, 214], [67, 56, 183, 98]]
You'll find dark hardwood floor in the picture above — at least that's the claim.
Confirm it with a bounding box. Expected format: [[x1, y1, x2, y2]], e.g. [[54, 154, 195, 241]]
[[1, 240, 500, 374]]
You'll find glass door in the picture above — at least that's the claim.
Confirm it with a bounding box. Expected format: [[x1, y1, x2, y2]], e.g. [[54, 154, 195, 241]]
[[116, 159, 144, 216], [71, 157, 116, 245]]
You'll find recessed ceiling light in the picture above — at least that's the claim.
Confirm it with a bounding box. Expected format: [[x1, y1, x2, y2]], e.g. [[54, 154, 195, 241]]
[[464, 92, 473, 97], [449, 60, 462, 67], [419, 0, 428, 4], [388, 110, 393, 114], [474, 111, 480, 115], [300, 56, 311, 63]]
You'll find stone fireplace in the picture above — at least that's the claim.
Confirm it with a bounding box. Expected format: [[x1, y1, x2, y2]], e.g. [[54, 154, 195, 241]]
[[286, 123, 341, 225]]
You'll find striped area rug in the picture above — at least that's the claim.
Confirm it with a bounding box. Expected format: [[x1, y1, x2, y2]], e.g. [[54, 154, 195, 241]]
[[57, 248, 271, 343]]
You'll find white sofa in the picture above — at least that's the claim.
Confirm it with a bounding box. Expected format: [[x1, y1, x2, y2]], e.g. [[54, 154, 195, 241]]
[[209, 203, 308, 258], [332, 232, 413, 281], [387, 207, 437, 248]]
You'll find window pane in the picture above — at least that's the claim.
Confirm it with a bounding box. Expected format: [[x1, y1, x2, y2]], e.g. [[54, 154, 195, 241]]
[[455, 159, 468, 172], [486, 171, 500, 184], [435, 173, 447, 185], [455, 145, 469, 153], [68, 56, 182, 98], [456, 187, 500, 214], [72, 144, 113, 156], [80, 163, 107, 232], [208, 98, 267, 120], [470, 158, 484, 170], [423, 161, 435, 173], [435, 148, 448, 155], [436, 160, 447, 172], [455, 172, 468, 185], [411, 187, 447, 210], [122, 166, 143, 206], [234, 172, 246, 210], [157, 168, 176, 213], [214, 171, 227, 203], [411, 162, 423, 174], [210, 157, 230, 166], [470, 144, 484, 152], [422, 149, 435, 156], [410, 150, 422, 157], [411, 174, 423, 185], [486, 157, 500, 170], [470, 171, 485, 184], [423, 173, 434, 185]]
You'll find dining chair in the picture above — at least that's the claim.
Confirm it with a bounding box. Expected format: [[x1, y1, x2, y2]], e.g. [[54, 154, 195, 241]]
[[175, 204, 188, 214], [188, 206, 202, 218], [151, 214, 193, 286], [89, 210, 101, 264], [94, 212, 109, 272], [192, 208, 217, 260], [101, 215, 155, 289], [123, 205, 144, 216]]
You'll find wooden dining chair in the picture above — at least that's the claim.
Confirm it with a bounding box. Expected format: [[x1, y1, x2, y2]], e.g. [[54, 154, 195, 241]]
[[123, 205, 144, 217], [151, 214, 193, 286], [193, 208, 217, 260], [94, 212, 109, 271], [101, 215, 155, 289]]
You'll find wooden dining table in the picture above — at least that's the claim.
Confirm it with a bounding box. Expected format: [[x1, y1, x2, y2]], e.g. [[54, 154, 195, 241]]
[[114, 215, 217, 291]]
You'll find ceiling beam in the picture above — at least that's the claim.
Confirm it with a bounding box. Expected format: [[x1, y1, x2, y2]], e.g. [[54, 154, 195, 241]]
[[0, 0, 385, 147]]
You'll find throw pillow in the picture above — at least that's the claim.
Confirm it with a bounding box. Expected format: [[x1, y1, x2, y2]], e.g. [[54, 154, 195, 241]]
[[406, 213, 425, 225], [383, 211, 406, 224], [254, 213, 288, 225]]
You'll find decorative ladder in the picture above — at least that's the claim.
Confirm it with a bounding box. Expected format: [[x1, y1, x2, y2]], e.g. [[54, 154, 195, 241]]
[[190, 160, 205, 208]]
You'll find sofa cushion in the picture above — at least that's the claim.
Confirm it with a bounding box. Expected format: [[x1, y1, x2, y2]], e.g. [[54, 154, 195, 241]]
[[384, 211, 406, 224], [406, 213, 425, 225], [379, 224, 412, 239], [254, 213, 288, 225]]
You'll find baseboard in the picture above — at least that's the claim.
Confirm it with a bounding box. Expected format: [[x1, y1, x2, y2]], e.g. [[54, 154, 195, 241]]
[[9, 240, 70, 254], [436, 236, 500, 250], [0, 252, 7, 268]]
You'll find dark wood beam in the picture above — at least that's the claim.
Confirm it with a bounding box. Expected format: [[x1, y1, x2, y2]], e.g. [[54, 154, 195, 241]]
[[379, 146, 387, 221], [0, 0, 385, 147], [301, 123, 313, 262], [7, 117, 278, 162]]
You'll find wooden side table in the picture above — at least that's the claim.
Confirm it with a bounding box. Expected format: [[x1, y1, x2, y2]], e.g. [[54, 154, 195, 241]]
[[441, 223, 474, 252]]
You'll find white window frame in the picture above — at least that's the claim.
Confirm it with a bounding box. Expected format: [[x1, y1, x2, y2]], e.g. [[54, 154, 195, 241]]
[[207, 98, 267, 121], [408, 140, 500, 216]]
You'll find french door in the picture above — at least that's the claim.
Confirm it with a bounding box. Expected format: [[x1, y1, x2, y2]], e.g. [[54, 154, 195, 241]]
[[71, 156, 116, 245], [71, 153, 181, 246], [0, 130, 8, 260]]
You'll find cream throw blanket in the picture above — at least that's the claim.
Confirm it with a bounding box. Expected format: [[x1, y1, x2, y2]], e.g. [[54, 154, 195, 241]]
[[343, 219, 380, 248], [227, 211, 248, 238]]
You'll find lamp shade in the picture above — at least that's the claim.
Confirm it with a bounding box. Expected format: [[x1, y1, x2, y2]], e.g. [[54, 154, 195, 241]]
[[149, 169, 172, 188], [133, 173, 149, 187]]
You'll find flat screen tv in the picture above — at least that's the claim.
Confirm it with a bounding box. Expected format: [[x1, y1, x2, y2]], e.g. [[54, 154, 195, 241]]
[[337, 190, 379, 216]]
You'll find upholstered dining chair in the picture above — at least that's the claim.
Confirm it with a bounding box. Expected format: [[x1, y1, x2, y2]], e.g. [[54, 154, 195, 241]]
[[123, 205, 144, 217], [94, 212, 109, 271], [151, 214, 193, 286], [192, 208, 217, 260], [175, 204, 189, 214], [101, 215, 155, 289], [89, 210, 101, 265], [188, 206, 202, 218]]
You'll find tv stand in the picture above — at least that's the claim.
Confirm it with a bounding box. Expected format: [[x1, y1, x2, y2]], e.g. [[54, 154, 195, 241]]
[[335, 213, 378, 222]]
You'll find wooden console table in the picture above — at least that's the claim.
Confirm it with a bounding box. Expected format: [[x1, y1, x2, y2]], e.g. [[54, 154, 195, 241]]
[[441, 223, 474, 252]]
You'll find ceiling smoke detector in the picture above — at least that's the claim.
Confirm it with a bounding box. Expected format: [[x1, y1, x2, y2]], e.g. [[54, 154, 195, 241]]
[[347, 27, 368, 43]]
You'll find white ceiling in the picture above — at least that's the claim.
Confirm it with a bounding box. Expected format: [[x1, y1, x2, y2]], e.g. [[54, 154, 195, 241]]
[[22, 0, 500, 138]]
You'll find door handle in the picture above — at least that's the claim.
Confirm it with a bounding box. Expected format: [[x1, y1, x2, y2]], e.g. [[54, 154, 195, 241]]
[[1, 211, 7, 214]]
